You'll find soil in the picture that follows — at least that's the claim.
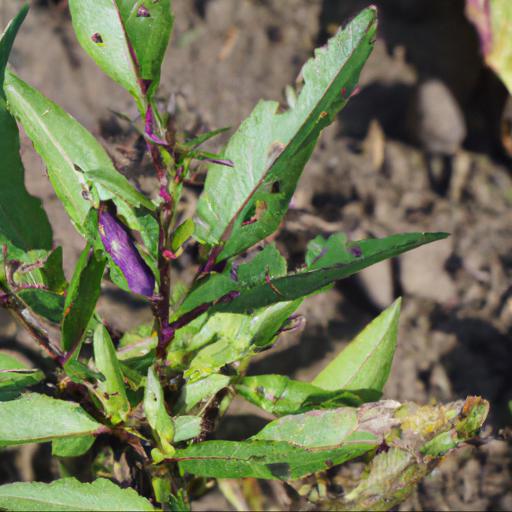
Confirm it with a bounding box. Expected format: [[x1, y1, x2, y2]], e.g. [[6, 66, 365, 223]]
[[1, 0, 512, 510]]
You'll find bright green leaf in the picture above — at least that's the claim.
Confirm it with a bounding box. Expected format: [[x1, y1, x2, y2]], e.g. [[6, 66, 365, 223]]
[[173, 416, 201, 443], [93, 324, 130, 424], [0, 352, 44, 401], [175, 373, 231, 414], [195, 8, 377, 260], [52, 435, 95, 458], [144, 366, 175, 460], [68, 0, 144, 108], [0, 477, 154, 511], [236, 374, 366, 416], [0, 394, 101, 447], [313, 298, 401, 392]]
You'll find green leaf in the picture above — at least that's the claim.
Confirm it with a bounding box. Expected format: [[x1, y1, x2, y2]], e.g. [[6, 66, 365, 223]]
[[0, 393, 101, 447], [195, 8, 377, 260], [219, 233, 447, 313], [0, 477, 155, 511], [116, 0, 174, 96], [4, 71, 152, 234], [175, 373, 231, 414], [253, 407, 360, 447], [0, 6, 53, 251], [144, 366, 175, 460], [236, 375, 366, 416], [68, 0, 144, 109], [174, 436, 377, 480], [52, 435, 95, 458], [171, 218, 195, 253], [61, 245, 106, 356], [93, 324, 130, 424], [17, 289, 65, 324], [312, 298, 401, 393], [0, 352, 44, 401], [173, 415, 201, 443]]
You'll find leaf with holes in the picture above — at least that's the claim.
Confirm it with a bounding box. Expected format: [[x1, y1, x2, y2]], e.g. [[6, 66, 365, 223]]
[[195, 8, 377, 261]]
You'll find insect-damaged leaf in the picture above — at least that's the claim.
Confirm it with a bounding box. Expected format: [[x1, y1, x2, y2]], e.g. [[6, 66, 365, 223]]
[[0, 393, 102, 447], [0, 6, 52, 252], [313, 298, 401, 393], [4, 71, 153, 236], [61, 244, 106, 357], [0, 478, 155, 511], [236, 374, 366, 416], [195, 8, 377, 261]]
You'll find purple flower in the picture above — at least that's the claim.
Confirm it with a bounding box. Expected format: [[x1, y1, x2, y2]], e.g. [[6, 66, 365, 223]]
[[99, 207, 155, 297]]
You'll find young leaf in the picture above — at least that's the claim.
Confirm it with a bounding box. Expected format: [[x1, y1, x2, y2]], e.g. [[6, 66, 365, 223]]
[[52, 435, 96, 458], [0, 393, 101, 447], [93, 324, 130, 424], [61, 245, 106, 356], [4, 71, 153, 235], [144, 366, 175, 461], [236, 375, 366, 416], [0, 352, 44, 401], [195, 8, 377, 261], [68, 0, 144, 109], [0, 478, 155, 511], [0, 6, 53, 251], [312, 298, 402, 392], [116, 0, 174, 96]]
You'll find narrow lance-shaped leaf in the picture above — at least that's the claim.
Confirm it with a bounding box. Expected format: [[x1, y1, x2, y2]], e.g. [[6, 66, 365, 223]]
[[93, 324, 130, 424], [0, 6, 52, 251], [0, 393, 102, 447], [181, 232, 447, 316], [312, 298, 401, 393], [68, 0, 144, 109], [61, 244, 106, 357], [195, 7, 377, 261], [0, 478, 155, 511], [144, 366, 175, 462], [4, 71, 154, 235], [17, 289, 64, 324], [236, 374, 368, 416]]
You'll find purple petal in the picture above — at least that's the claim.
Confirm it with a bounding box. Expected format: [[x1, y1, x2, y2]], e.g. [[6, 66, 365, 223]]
[[99, 207, 155, 296]]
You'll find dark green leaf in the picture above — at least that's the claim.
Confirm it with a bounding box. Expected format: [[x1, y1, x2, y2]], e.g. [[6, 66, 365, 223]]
[[116, 0, 174, 96], [313, 298, 401, 392], [0, 352, 44, 401], [17, 289, 65, 324], [0, 394, 101, 447], [52, 435, 95, 458], [93, 324, 130, 424], [219, 233, 448, 313], [0, 477, 155, 511], [61, 245, 106, 356], [195, 8, 377, 260], [0, 6, 52, 251], [236, 374, 364, 416]]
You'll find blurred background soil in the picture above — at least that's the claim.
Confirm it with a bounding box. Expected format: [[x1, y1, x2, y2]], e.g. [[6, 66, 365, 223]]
[[1, 0, 512, 510]]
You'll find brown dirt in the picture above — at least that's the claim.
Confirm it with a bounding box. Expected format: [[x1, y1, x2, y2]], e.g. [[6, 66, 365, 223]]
[[1, 0, 512, 510]]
